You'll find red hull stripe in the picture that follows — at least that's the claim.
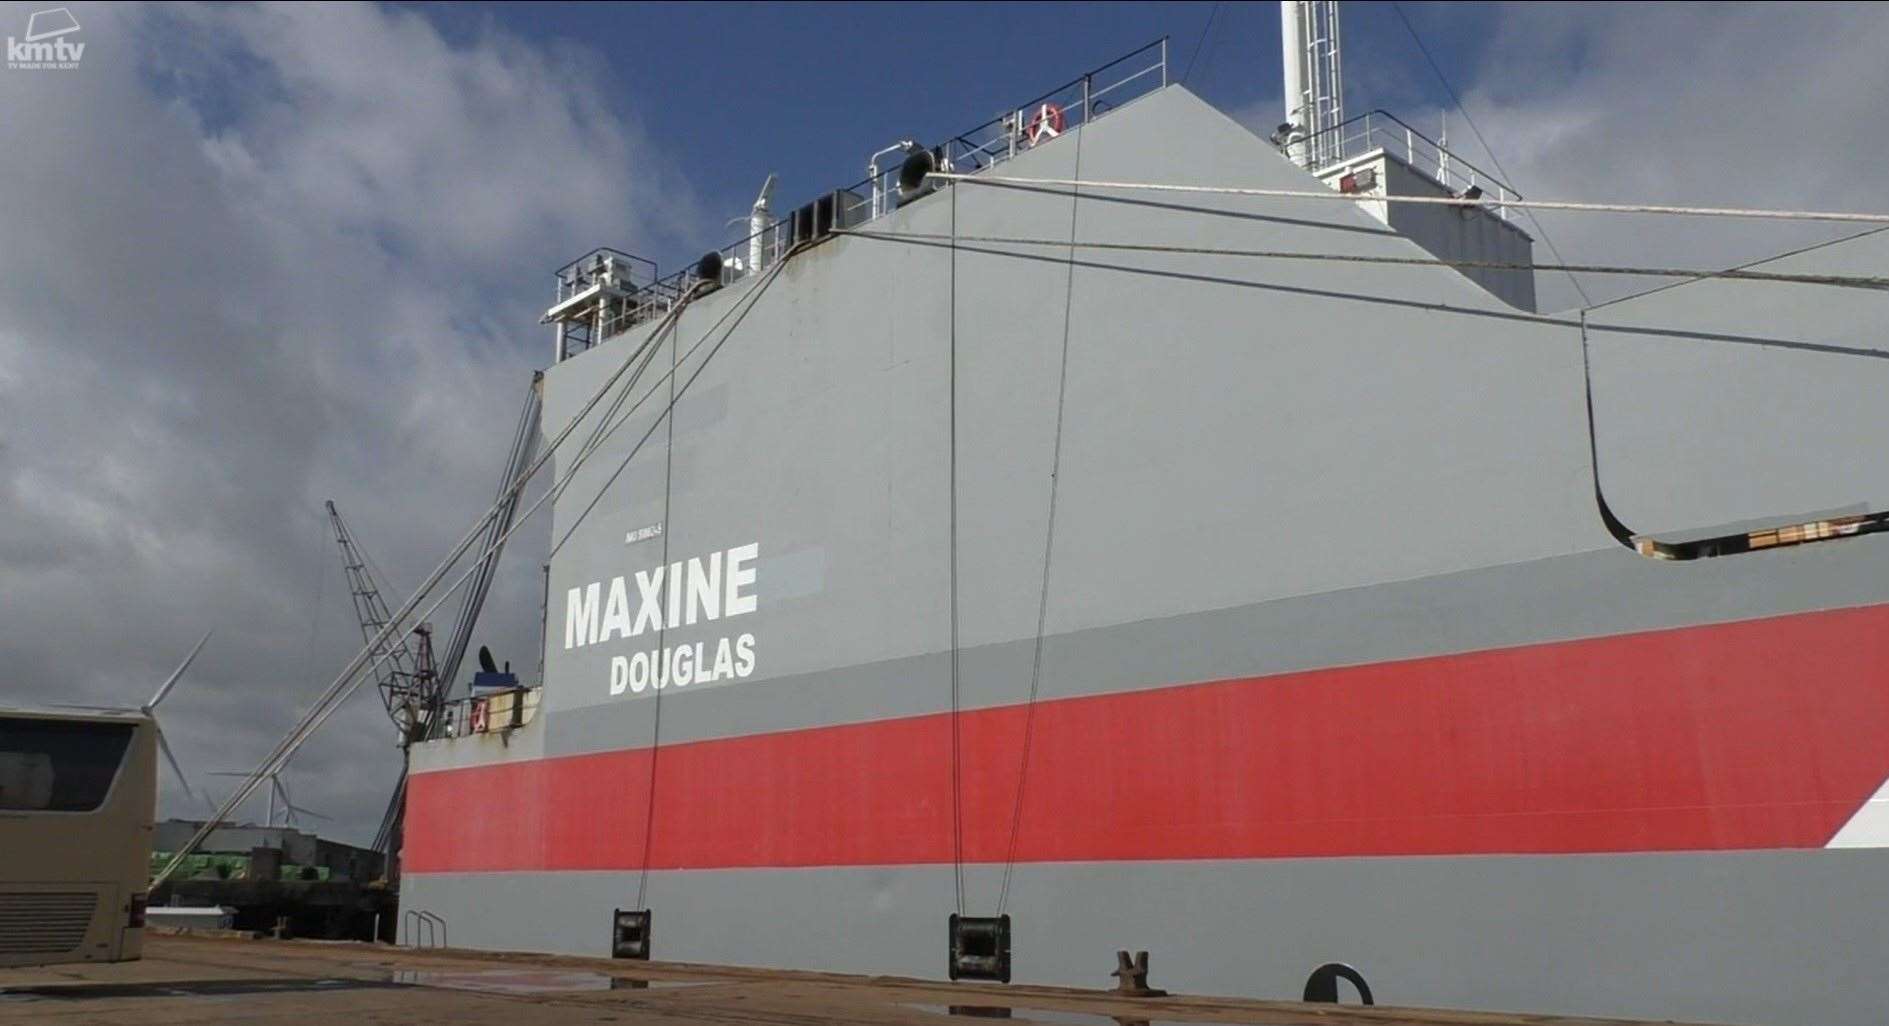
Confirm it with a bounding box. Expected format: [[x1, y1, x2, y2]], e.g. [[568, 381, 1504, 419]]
[[405, 604, 1889, 873]]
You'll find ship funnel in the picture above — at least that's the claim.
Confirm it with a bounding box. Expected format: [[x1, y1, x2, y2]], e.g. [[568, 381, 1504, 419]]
[[898, 147, 940, 204], [696, 250, 725, 285]]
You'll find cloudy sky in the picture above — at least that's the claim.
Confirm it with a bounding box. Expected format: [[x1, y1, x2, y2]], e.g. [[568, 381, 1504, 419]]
[[3, 2, 1887, 846]]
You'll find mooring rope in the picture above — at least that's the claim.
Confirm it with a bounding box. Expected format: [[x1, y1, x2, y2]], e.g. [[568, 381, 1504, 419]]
[[932, 171, 1889, 225]]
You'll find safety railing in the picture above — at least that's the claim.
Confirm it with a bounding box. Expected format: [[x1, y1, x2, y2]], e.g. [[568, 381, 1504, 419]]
[[936, 38, 1168, 180], [402, 909, 447, 948], [549, 249, 668, 360], [436, 685, 540, 738], [552, 248, 658, 307], [559, 39, 1169, 351], [1300, 109, 1520, 221]]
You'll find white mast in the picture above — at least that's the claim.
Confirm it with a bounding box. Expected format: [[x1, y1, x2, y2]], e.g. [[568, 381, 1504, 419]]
[[1280, 2, 1308, 167], [749, 174, 778, 274], [1280, 1, 1345, 170]]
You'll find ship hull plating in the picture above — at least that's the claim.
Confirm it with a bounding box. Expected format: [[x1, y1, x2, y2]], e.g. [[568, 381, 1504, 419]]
[[407, 85, 1889, 1025], [404, 851, 1889, 1026]]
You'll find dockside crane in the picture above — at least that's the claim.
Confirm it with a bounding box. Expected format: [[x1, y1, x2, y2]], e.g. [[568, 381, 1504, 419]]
[[324, 499, 441, 875]]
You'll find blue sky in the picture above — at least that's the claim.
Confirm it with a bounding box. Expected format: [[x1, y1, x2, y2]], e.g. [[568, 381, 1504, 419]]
[[424, 1, 1501, 274]]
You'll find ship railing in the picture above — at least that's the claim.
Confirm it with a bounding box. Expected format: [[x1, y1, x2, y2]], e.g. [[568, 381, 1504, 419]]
[[1300, 109, 1520, 221], [548, 248, 667, 361], [934, 37, 1169, 183], [551, 247, 659, 306], [435, 685, 540, 739], [565, 40, 1170, 350]]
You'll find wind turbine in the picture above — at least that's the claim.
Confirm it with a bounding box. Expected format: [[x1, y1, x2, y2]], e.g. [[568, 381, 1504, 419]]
[[56, 629, 212, 814], [272, 774, 329, 828], [146, 630, 212, 814], [209, 767, 328, 828]]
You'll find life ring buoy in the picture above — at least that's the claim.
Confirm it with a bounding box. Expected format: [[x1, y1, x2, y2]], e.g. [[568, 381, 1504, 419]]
[[469, 699, 488, 733], [1027, 102, 1065, 144]]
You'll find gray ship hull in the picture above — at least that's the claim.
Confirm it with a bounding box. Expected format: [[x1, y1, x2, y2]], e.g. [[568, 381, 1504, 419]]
[[404, 850, 1889, 1026], [405, 85, 1889, 1025]]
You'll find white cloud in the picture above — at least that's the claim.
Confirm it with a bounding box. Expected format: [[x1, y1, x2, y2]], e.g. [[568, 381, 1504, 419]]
[[1430, 3, 1889, 309], [0, 1, 687, 844], [1225, 4, 1889, 310]]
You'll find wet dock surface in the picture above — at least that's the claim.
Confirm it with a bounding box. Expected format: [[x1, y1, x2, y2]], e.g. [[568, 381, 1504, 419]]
[[0, 934, 1716, 1025]]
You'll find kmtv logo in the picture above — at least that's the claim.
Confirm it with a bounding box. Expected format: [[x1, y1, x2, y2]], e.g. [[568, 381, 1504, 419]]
[[8, 8, 85, 70]]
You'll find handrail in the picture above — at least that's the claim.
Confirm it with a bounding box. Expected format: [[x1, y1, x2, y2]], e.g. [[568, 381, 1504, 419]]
[[436, 685, 539, 738], [1296, 108, 1521, 220], [556, 38, 1170, 356], [552, 248, 657, 305], [402, 909, 447, 948]]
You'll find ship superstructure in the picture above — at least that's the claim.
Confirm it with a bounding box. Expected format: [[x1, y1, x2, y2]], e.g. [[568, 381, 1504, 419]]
[[399, 13, 1889, 1026]]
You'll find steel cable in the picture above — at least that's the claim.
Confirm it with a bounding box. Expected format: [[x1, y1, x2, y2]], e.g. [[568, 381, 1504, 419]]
[[931, 171, 1889, 225], [839, 230, 1889, 292], [636, 272, 682, 913], [152, 278, 716, 888], [1390, 1, 1593, 307], [997, 124, 1086, 918], [947, 179, 967, 917]]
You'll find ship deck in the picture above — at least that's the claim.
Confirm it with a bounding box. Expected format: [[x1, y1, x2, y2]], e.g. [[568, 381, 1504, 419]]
[[0, 934, 1718, 1026]]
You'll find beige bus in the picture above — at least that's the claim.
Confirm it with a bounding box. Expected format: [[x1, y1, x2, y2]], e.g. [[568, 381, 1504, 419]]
[[0, 707, 155, 966]]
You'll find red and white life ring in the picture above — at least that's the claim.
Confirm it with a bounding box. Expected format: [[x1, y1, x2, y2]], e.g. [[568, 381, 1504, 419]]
[[469, 699, 488, 733], [1027, 102, 1065, 144]]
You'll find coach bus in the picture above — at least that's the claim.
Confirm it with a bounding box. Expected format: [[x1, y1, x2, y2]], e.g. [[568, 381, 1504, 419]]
[[0, 707, 154, 966]]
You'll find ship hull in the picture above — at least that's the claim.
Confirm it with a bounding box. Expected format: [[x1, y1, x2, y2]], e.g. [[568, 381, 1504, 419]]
[[406, 82, 1889, 1025], [409, 544, 1889, 1025], [404, 850, 1889, 1026]]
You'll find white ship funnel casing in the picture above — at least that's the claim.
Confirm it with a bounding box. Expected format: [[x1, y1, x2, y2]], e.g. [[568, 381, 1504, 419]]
[[406, 84, 1889, 1026]]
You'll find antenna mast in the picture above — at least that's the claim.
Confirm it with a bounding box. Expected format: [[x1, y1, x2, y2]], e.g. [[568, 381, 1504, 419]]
[[1280, 1, 1345, 170]]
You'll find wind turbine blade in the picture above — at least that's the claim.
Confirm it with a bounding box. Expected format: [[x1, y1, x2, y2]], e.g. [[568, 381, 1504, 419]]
[[147, 630, 212, 711], [155, 728, 198, 805]]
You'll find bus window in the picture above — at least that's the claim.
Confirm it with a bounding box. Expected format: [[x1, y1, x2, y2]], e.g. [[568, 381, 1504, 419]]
[[0, 717, 134, 812]]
